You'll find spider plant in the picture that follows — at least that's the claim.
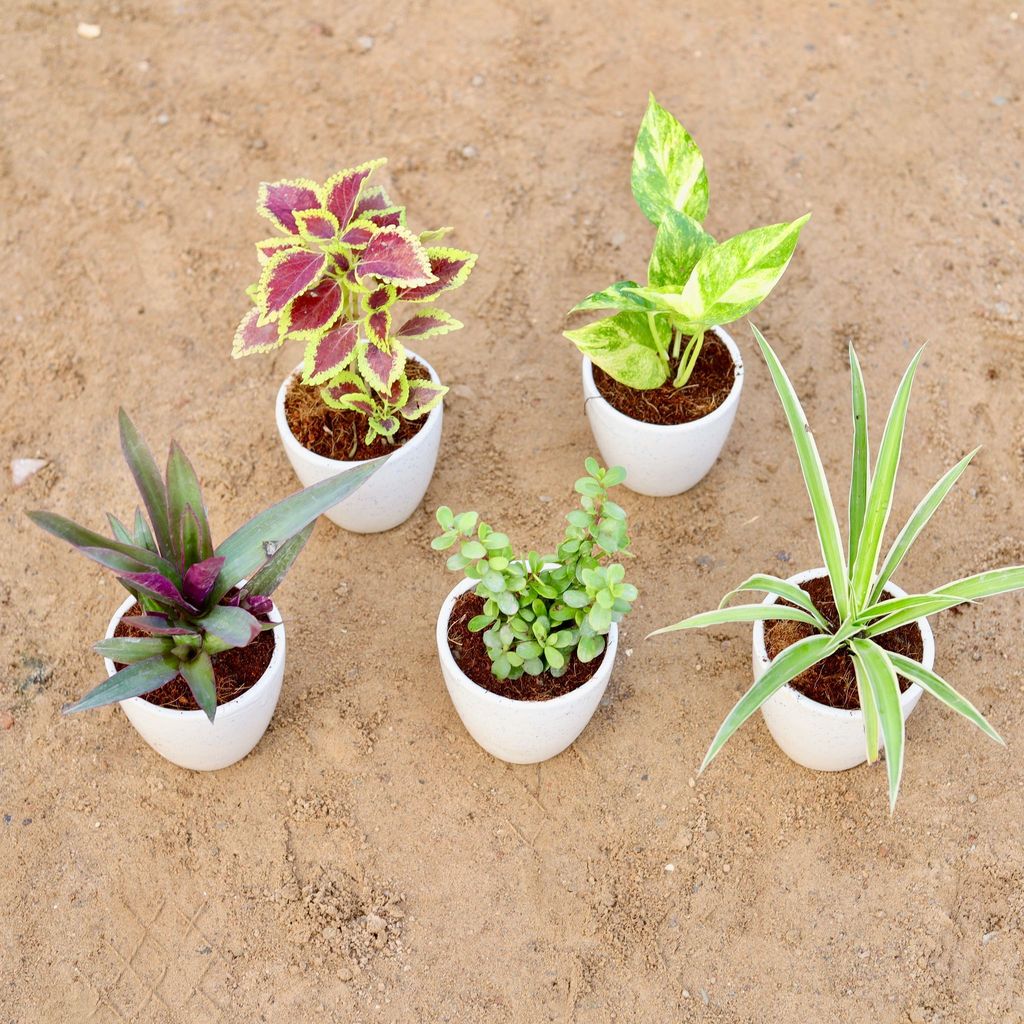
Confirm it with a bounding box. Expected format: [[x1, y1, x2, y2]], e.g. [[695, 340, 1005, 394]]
[[651, 326, 1024, 808]]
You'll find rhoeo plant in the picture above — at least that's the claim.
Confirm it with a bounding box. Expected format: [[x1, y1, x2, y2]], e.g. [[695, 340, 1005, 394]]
[[651, 327, 1024, 808], [433, 460, 636, 680], [232, 159, 477, 444], [564, 95, 808, 390], [28, 410, 383, 720]]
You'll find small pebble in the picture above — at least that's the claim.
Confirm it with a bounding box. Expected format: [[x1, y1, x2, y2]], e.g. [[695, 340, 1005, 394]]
[[539, 495, 552, 503], [22, 818, 31, 826], [610, 230, 626, 249], [968, 793, 978, 804], [356, 35, 374, 51], [77, 22, 101, 39], [664, 863, 675, 872], [137, 59, 150, 72], [992, 96, 1008, 106], [11, 458, 47, 487], [338, 965, 353, 981], [155, 112, 170, 126], [461, 145, 478, 160], [250, 138, 267, 150], [471, 74, 485, 87]]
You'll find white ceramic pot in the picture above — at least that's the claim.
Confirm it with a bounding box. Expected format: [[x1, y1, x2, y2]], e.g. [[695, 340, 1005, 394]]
[[753, 568, 933, 772], [580, 326, 744, 497], [275, 350, 443, 533], [436, 576, 619, 764], [103, 593, 286, 772]]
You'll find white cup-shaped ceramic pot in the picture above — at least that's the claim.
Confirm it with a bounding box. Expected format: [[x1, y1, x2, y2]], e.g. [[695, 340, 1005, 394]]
[[103, 593, 286, 772], [436, 576, 618, 764], [275, 349, 442, 533], [754, 568, 933, 772], [581, 326, 744, 497]]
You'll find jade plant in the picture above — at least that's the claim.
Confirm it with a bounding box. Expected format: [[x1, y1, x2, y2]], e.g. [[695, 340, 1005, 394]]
[[564, 95, 808, 390], [433, 460, 636, 680], [28, 410, 383, 720], [232, 159, 477, 444], [651, 327, 1024, 807]]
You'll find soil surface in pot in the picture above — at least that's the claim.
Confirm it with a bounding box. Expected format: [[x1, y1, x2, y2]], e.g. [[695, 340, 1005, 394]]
[[592, 332, 735, 425], [765, 577, 924, 710], [284, 356, 433, 460], [114, 603, 276, 711], [447, 591, 602, 700]]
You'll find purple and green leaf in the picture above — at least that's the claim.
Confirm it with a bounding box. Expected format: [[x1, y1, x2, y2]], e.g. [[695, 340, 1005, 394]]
[[301, 322, 360, 385], [257, 178, 321, 234]]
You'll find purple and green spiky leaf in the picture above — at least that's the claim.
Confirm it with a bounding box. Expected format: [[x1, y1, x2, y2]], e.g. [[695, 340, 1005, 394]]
[[259, 249, 328, 317], [93, 636, 175, 664], [356, 226, 434, 287], [403, 379, 447, 420], [232, 307, 285, 358], [118, 571, 196, 613], [396, 307, 462, 339], [197, 604, 262, 649], [166, 442, 213, 565], [294, 208, 340, 243], [182, 555, 227, 607], [282, 279, 344, 337], [107, 513, 133, 546], [301, 322, 360, 385], [118, 408, 174, 558], [244, 521, 314, 599], [243, 594, 274, 617], [179, 651, 217, 721], [396, 246, 476, 301], [133, 507, 157, 552], [257, 178, 321, 234], [121, 614, 196, 636], [63, 655, 182, 714], [321, 159, 386, 226]]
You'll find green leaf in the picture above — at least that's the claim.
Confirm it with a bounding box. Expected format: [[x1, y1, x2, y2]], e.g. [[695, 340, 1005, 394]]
[[753, 326, 849, 618], [672, 214, 810, 327], [631, 93, 708, 225], [849, 348, 924, 610], [63, 655, 181, 714], [461, 540, 486, 559], [717, 574, 831, 631], [196, 605, 262, 648], [648, 603, 825, 638], [569, 281, 654, 314], [166, 441, 213, 565], [245, 522, 315, 598], [848, 344, 870, 567], [180, 652, 217, 722], [107, 514, 134, 546], [210, 457, 385, 604], [468, 614, 494, 632], [577, 633, 605, 663], [849, 639, 904, 811], [870, 448, 979, 604], [861, 593, 967, 638], [93, 636, 174, 663], [133, 508, 157, 553], [563, 312, 668, 390], [648, 207, 716, 287], [118, 408, 173, 559], [851, 652, 881, 763], [700, 633, 842, 771], [435, 506, 454, 530], [887, 651, 1003, 746]]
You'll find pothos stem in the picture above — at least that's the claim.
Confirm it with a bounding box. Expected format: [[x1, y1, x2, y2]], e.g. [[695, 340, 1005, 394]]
[[673, 331, 705, 388]]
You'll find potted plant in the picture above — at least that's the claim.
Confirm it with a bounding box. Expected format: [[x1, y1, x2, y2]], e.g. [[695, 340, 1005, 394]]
[[232, 159, 477, 533], [651, 327, 1024, 808], [431, 459, 637, 763], [564, 95, 809, 497], [27, 410, 384, 771]]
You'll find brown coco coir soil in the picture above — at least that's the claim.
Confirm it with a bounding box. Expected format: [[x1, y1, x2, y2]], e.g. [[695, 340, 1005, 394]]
[[284, 356, 433, 460], [764, 576, 924, 710], [447, 590, 601, 700], [113, 603, 276, 711], [592, 331, 735, 425]]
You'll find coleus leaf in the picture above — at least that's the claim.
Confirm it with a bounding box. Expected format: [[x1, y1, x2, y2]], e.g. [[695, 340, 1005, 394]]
[[364, 207, 404, 229], [563, 311, 669, 390], [321, 159, 386, 227], [259, 249, 328, 317], [358, 338, 405, 391], [384, 374, 410, 408], [244, 521, 314, 599], [255, 237, 301, 265], [352, 184, 394, 218], [257, 178, 321, 234], [208, 456, 387, 605], [182, 555, 227, 607], [281, 279, 344, 337], [396, 247, 476, 301], [365, 306, 393, 347], [356, 226, 433, 287], [301, 322, 360, 385], [294, 208, 340, 243], [402, 379, 447, 420], [340, 221, 377, 248], [232, 307, 285, 358], [63, 655, 182, 714], [396, 307, 462, 338], [322, 371, 376, 414], [419, 226, 453, 244], [118, 571, 197, 613]]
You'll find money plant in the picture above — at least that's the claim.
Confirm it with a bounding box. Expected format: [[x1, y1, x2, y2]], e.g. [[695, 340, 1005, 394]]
[[28, 410, 382, 721], [564, 95, 808, 391], [433, 459, 636, 680], [651, 327, 1024, 808], [232, 159, 477, 445]]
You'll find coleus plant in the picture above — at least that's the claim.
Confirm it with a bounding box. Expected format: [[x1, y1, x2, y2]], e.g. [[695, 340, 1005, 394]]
[[564, 95, 809, 390], [651, 327, 1024, 808], [232, 159, 477, 445], [433, 459, 636, 680], [28, 410, 383, 721]]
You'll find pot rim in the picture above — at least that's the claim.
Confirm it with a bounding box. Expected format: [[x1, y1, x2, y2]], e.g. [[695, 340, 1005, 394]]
[[436, 574, 618, 710], [275, 348, 442, 471], [104, 591, 285, 720], [580, 324, 744, 435], [753, 566, 933, 720]]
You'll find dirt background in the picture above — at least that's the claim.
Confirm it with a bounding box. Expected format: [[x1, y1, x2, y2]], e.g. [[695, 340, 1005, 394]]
[[2, 1, 1023, 1021]]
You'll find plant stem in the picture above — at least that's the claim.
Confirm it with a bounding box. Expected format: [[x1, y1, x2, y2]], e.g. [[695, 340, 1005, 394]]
[[671, 327, 681, 362], [673, 331, 705, 388]]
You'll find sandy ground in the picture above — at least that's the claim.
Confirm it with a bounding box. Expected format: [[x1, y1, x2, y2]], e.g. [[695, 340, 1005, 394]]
[[2, 1, 1023, 1021]]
